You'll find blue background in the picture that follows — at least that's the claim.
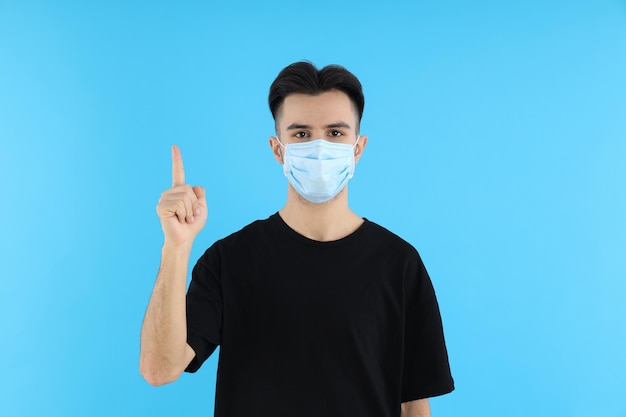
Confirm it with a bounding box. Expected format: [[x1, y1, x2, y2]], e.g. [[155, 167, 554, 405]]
[[1, 1, 625, 416]]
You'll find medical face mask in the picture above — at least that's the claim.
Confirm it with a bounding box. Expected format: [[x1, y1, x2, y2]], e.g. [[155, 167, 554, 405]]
[[278, 137, 360, 204]]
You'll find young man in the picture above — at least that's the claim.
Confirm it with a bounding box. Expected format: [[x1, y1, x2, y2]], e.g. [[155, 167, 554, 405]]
[[140, 62, 454, 417]]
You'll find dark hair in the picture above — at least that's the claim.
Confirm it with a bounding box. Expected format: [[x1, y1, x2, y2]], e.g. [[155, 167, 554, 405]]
[[268, 61, 365, 129]]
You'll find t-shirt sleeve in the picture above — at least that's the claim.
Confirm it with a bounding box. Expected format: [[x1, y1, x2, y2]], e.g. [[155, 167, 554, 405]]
[[401, 251, 455, 402], [184, 245, 222, 373]]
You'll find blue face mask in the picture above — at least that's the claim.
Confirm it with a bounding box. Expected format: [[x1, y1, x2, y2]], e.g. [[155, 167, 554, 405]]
[[277, 137, 360, 204]]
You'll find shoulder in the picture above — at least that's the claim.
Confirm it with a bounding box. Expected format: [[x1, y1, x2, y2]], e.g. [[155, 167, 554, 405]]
[[363, 219, 421, 258], [197, 214, 278, 261], [360, 219, 432, 285], [219, 216, 274, 245]]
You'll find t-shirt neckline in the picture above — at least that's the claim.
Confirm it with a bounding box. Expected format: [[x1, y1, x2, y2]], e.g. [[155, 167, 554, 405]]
[[270, 212, 370, 247]]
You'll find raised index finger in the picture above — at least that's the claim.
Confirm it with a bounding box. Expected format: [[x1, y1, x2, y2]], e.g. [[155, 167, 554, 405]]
[[171, 145, 185, 187]]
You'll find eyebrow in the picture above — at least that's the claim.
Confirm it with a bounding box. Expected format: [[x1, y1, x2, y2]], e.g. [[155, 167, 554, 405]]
[[286, 122, 352, 130]]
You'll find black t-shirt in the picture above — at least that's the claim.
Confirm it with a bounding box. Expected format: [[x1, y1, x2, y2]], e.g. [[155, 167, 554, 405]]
[[185, 213, 454, 417]]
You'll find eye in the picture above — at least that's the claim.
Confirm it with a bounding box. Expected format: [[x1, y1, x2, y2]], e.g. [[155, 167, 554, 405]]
[[294, 131, 309, 139], [329, 130, 343, 137]]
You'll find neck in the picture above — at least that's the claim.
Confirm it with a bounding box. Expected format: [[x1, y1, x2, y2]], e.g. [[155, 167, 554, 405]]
[[278, 185, 363, 242]]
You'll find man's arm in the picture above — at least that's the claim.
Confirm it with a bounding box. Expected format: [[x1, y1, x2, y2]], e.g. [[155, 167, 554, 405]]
[[140, 244, 197, 385], [401, 399, 431, 417], [139, 145, 208, 386]]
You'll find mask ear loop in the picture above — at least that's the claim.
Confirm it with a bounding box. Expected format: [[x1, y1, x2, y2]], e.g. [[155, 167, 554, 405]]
[[275, 136, 286, 159], [353, 135, 361, 155]]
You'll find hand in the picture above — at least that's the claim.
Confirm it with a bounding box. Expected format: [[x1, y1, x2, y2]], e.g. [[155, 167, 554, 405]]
[[156, 145, 208, 247]]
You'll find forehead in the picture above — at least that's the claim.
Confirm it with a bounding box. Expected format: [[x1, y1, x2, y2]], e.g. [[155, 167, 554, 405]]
[[279, 90, 356, 125]]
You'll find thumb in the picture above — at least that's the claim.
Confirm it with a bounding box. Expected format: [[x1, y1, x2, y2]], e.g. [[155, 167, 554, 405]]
[[193, 185, 207, 206]]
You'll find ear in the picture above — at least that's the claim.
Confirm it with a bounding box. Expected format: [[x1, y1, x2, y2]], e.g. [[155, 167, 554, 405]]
[[269, 136, 284, 164], [354, 135, 368, 164]]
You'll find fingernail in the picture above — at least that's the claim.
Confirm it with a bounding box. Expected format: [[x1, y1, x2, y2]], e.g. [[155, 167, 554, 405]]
[[190, 216, 195, 223], [195, 208, 200, 216]]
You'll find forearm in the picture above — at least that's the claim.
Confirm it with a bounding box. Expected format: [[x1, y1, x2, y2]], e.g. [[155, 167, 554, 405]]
[[140, 243, 192, 385], [401, 399, 431, 417]]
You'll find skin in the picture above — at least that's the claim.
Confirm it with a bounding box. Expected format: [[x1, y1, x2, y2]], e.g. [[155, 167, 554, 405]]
[[140, 89, 430, 416], [139, 145, 203, 386]]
